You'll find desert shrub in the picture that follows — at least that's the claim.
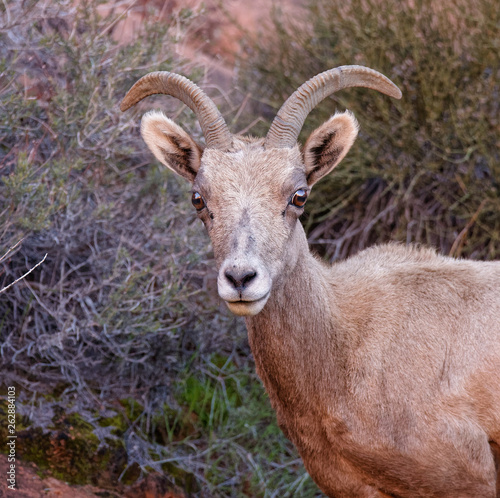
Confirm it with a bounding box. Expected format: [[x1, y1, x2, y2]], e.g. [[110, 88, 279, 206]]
[[242, 0, 500, 261], [0, 0, 209, 395], [0, 1, 322, 495]]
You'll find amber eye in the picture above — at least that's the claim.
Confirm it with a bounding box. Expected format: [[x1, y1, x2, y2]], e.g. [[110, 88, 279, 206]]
[[291, 189, 308, 208], [191, 191, 206, 211]]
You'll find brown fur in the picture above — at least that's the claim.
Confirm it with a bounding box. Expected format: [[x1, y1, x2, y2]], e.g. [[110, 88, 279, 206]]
[[138, 109, 500, 497]]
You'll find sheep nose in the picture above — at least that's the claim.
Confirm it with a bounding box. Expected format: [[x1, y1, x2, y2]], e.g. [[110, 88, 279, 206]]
[[224, 268, 257, 290]]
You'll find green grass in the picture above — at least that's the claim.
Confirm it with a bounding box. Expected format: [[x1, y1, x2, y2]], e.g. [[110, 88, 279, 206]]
[[141, 353, 320, 496]]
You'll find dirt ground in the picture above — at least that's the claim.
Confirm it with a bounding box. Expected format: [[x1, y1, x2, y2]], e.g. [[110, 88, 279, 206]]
[[0, 454, 113, 498], [0, 454, 186, 497]]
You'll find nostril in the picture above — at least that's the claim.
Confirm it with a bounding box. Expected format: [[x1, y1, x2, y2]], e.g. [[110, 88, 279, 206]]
[[241, 270, 257, 287], [225, 270, 238, 288], [224, 269, 257, 290]]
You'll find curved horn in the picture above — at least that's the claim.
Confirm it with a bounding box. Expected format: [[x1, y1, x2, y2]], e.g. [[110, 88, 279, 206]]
[[265, 65, 402, 149], [120, 71, 232, 150]]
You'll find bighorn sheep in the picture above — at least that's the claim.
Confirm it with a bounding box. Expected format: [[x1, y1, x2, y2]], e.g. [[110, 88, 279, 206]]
[[121, 66, 500, 497]]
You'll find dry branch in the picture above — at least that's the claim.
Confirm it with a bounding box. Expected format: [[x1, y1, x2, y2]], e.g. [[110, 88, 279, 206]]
[[0, 252, 47, 295]]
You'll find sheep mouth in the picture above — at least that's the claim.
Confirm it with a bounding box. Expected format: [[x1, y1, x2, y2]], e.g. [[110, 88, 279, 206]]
[[227, 290, 270, 304], [233, 293, 269, 303], [225, 292, 270, 316]]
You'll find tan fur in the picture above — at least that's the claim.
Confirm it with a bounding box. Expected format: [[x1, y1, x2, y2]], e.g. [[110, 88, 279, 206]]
[[139, 110, 500, 497], [141, 111, 203, 181], [303, 111, 359, 185]]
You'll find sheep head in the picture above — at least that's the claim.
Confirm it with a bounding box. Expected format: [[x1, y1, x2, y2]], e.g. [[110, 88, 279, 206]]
[[121, 66, 401, 316]]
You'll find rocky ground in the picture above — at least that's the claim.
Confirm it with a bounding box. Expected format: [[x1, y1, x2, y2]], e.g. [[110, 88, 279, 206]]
[[0, 454, 186, 497]]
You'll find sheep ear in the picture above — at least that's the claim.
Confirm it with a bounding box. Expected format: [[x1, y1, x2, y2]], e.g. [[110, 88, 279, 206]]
[[140, 110, 203, 183], [303, 111, 359, 186]]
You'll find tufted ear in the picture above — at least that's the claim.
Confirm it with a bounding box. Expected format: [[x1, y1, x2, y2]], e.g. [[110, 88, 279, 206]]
[[140, 110, 203, 183], [303, 111, 359, 186]]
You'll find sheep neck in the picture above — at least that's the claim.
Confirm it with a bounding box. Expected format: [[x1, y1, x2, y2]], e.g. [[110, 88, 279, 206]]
[[244, 223, 337, 415]]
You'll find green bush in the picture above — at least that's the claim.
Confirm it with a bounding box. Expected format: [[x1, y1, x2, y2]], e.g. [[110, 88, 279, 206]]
[[242, 0, 500, 261], [0, 0, 209, 392]]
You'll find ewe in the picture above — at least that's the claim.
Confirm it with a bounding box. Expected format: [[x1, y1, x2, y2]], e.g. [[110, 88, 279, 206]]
[[121, 66, 500, 497]]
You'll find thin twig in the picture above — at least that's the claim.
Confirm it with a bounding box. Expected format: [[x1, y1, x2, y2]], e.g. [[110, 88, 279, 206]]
[[0, 238, 25, 265], [449, 199, 488, 258], [0, 253, 48, 295], [97, 0, 139, 40], [236, 116, 267, 135]]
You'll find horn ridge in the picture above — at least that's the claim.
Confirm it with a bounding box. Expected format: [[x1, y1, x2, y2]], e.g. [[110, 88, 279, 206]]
[[121, 71, 232, 150], [265, 65, 402, 149]]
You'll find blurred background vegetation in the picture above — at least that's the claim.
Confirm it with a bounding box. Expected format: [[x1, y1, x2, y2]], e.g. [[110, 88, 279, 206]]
[[0, 0, 498, 496], [245, 0, 500, 261]]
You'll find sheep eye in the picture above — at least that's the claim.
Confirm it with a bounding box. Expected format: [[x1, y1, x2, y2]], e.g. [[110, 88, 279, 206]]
[[291, 189, 308, 208], [191, 191, 206, 211]]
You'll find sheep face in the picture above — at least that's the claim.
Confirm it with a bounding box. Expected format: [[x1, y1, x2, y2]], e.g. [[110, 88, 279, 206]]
[[195, 144, 307, 315], [140, 110, 358, 316]]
